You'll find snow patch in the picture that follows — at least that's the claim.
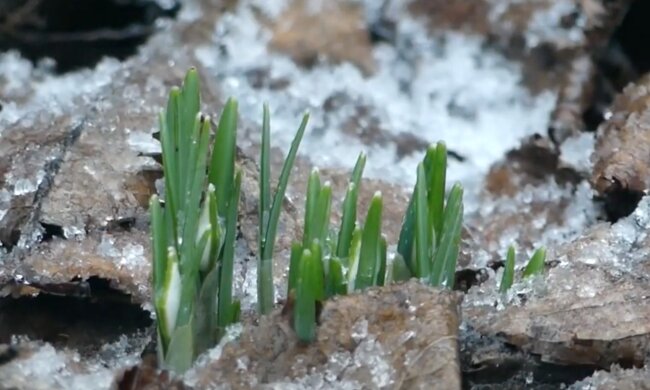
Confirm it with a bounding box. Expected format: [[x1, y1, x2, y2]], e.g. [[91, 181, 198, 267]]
[[560, 132, 596, 173], [197, 1, 556, 212], [0, 52, 120, 129]]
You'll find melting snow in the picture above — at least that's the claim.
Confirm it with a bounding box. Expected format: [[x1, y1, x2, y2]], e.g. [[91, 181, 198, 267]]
[[473, 179, 599, 265], [0, 52, 121, 130], [560, 132, 596, 173], [0, 334, 147, 390], [196, 0, 557, 209], [524, 0, 587, 48]]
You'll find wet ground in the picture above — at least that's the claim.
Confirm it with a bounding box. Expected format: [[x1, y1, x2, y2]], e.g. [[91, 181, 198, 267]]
[[1, 0, 650, 388]]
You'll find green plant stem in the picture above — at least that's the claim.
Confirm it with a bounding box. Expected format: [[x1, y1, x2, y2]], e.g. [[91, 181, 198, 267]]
[[259, 113, 310, 315], [500, 246, 516, 293]]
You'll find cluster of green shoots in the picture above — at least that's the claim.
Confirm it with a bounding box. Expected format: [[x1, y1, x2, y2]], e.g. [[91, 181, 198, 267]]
[[283, 136, 465, 341], [150, 69, 242, 372], [150, 69, 543, 373], [499, 246, 546, 292]]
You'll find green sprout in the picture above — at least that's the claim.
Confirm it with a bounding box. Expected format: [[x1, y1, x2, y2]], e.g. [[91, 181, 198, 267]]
[[335, 153, 369, 295], [150, 69, 241, 372], [523, 247, 547, 278], [285, 154, 393, 342], [336, 153, 366, 260], [294, 247, 320, 341], [499, 245, 547, 292], [287, 168, 332, 296], [499, 246, 516, 293], [152, 69, 471, 359], [396, 143, 464, 288], [150, 69, 306, 371], [257, 104, 309, 315], [285, 167, 332, 321], [285, 143, 464, 343], [354, 192, 385, 290]]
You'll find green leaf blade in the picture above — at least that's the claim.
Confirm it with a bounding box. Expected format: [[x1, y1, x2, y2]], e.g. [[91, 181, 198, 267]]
[[150, 196, 166, 295], [346, 227, 363, 292], [201, 184, 223, 274], [337, 153, 366, 259], [429, 143, 447, 241], [377, 236, 387, 286], [158, 112, 178, 242], [218, 169, 242, 330], [180, 116, 211, 272], [303, 168, 322, 247], [180, 68, 200, 144], [262, 113, 309, 261], [523, 247, 546, 278], [350, 152, 367, 187], [294, 249, 318, 343], [397, 196, 416, 276], [355, 192, 383, 290], [156, 246, 182, 354], [327, 257, 346, 297], [208, 98, 238, 218], [414, 163, 430, 279], [312, 183, 332, 245], [194, 267, 220, 356], [287, 242, 303, 294], [259, 104, 272, 252], [337, 183, 359, 259], [309, 241, 326, 301], [259, 113, 309, 315], [165, 324, 194, 374], [431, 183, 463, 288], [500, 246, 516, 293]]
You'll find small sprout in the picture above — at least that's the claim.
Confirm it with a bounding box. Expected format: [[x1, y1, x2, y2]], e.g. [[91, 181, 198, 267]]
[[151, 68, 550, 370], [354, 192, 384, 290], [388, 253, 412, 283], [289, 152, 375, 307], [217, 169, 242, 333], [326, 257, 347, 296], [287, 168, 332, 297], [165, 323, 194, 373], [294, 249, 320, 342], [523, 247, 546, 278], [258, 105, 309, 315], [499, 246, 516, 293], [499, 245, 547, 293], [336, 153, 366, 259], [301, 171, 332, 247], [414, 163, 431, 278], [397, 143, 463, 289], [151, 69, 247, 372], [431, 183, 463, 288]]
